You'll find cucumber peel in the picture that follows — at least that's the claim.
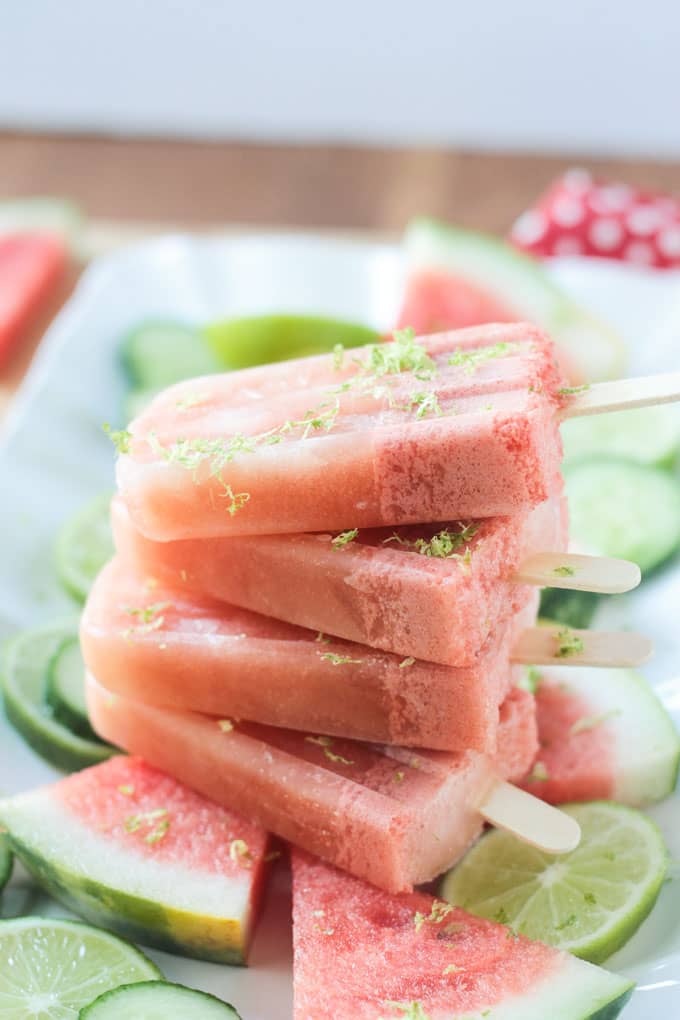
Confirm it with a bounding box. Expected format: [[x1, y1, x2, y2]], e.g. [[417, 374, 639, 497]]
[[46, 637, 98, 741], [54, 492, 114, 603], [79, 981, 241, 1018]]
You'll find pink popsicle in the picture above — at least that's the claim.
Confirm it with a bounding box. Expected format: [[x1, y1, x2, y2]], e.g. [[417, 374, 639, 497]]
[[116, 323, 565, 541], [111, 491, 566, 666], [81, 557, 538, 753], [86, 677, 538, 893]]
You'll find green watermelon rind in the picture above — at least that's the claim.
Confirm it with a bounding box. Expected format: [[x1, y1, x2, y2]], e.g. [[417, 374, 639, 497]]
[[0, 827, 250, 966], [404, 218, 628, 382], [1, 625, 114, 772]]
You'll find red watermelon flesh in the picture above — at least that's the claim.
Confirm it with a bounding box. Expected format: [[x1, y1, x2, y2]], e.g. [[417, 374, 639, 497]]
[[291, 850, 633, 1020], [397, 269, 517, 335], [0, 233, 67, 368]]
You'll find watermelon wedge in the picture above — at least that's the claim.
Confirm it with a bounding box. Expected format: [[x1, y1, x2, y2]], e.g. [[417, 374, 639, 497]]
[[292, 851, 633, 1019], [0, 233, 68, 368], [0, 756, 270, 964], [397, 219, 627, 383], [522, 667, 680, 807]]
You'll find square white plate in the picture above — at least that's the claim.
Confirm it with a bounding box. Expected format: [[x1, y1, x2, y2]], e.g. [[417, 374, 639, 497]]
[[1, 233, 679, 1018]]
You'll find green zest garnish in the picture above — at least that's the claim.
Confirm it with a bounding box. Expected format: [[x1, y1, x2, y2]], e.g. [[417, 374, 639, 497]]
[[217, 718, 235, 733], [414, 900, 453, 932], [323, 748, 355, 766], [305, 735, 333, 747], [399, 657, 416, 669], [558, 384, 590, 396], [364, 328, 436, 382], [393, 771, 405, 783], [408, 390, 443, 419], [124, 808, 170, 845], [315, 631, 331, 644], [448, 341, 517, 375], [122, 602, 170, 639], [555, 626, 585, 658], [442, 964, 461, 976], [319, 652, 363, 666], [570, 710, 621, 736], [526, 761, 550, 783], [382, 1001, 431, 1020], [229, 839, 253, 868], [221, 483, 251, 517], [103, 423, 132, 455], [331, 528, 359, 550], [384, 524, 478, 560], [553, 564, 576, 577], [118, 784, 135, 796], [332, 343, 345, 370]]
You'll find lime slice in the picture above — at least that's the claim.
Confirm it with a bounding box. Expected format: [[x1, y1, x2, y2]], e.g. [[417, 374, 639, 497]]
[[54, 494, 114, 603], [0, 916, 161, 1019], [440, 801, 668, 964], [0, 833, 12, 893], [2, 623, 113, 772]]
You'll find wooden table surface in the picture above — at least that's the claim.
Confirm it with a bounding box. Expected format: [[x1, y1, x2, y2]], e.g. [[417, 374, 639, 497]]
[[1, 130, 679, 411]]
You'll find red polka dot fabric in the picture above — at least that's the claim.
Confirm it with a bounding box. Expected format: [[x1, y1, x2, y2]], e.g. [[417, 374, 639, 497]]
[[509, 168, 680, 268]]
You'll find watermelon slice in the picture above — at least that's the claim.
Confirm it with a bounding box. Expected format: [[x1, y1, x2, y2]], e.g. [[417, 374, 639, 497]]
[[522, 667, 680, 807], [292, 851, 633, 1019], [0, 233, 68, 368], [397, 218, 627, 383], [0, 756, 270, 964]]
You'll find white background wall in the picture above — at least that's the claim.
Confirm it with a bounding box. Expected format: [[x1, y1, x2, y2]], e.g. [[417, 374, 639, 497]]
[[0, 0, 678, 157]]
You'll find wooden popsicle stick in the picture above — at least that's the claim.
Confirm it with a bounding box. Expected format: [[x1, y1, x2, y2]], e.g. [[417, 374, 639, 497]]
[[511, 625, 653, 668], [559, 371, 680, 420], [514, 552, 641, 595], [479, 781, 581, 854]]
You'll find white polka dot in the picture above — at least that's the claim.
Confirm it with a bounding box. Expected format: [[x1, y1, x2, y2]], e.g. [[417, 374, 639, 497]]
[[553, 236, 584, 256], [552, 195, 584, 228], [511, 210, 548, 246], [589, 185, 634, 214], [624, 241, 656, 265], [658, 226, 680, 259], [589, 218, 624, 251], [626, 205, 664, 236], [563, 168, 592, 192]]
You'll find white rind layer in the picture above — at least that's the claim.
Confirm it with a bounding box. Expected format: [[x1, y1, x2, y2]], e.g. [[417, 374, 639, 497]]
[[0, 789, 251, 921], [542, 666, 680, 806], [429, 950, 631, 1019]]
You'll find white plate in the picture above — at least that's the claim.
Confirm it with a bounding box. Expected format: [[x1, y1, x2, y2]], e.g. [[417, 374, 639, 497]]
[[1, 233, 679, 1019]]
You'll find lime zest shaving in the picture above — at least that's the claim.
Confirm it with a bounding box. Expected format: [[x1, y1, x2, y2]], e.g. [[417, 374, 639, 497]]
[[117, 784, 135, 796], [442, 964, 461, 975], [555, 626, 585, 658], [570, 709, 621, 736], [518, 666, 543, 695], [384, 524, 478, 560], [124, 807, 170, 845], [319, 651, 363, 665], [399, 657, 416, 669], [382, 1001, 431, 1020], [526, 761, 550, 783], [305, 735, 333, 747], [414, 900, 453, 933], [332, 343, 345, 370], [229, 838, 253, 868], [331, 528, 359, 550], [217, 718, 235, 733], [408, 389, 443, 419], [323, 747, 355, 766], [315, 631, 331, 644], [122, 601, 170, 639], [363, 328, 436, 382], [558, 384, 590, 396], [103, 423, 132, 455], [448, 341, 518, 375], [553, 564, 576, 577], [393, 771, 405, 783]]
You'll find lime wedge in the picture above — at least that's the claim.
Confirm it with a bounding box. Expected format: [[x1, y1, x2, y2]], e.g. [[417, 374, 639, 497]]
[[440, 801, 668, 964], [0, 833, 12, 893], [54, 494, 114, 603], [0, 917, 160, 1019]]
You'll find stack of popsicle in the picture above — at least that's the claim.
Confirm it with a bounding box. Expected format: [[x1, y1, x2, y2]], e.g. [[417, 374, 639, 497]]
[[82, 322, 651, 893]]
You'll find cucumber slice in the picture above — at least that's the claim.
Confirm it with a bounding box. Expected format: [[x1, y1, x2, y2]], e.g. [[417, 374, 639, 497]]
[[0, 197, 83, 249], [46, 637, 98, 741], [562, 404, 680, 468], [80, 981, 241, 1018], [54, 493, 114, 603], [565, 458, 680, 573], [204, 313, 379, 370], [539, 588, 599, 630], [121, 321, 220, 389], [2, 623, 113, 772], [0, 916, 160, 1018], [0, 834, 12, 894], [405, 218, 627, 382]]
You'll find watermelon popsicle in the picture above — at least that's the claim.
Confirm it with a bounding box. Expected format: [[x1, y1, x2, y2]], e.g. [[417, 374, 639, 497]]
[[86, 677, 540, 893], [81, 557, 539, 753], [111, 491, 569, 667], [115, 322, 566, 541]]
